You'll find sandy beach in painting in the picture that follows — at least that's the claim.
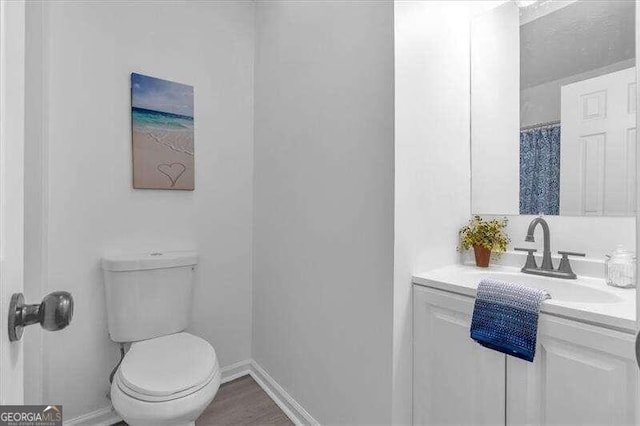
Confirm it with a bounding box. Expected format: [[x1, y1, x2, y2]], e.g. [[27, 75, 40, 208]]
[[131, 73, 194, 190], [132, 108, 194, 189]]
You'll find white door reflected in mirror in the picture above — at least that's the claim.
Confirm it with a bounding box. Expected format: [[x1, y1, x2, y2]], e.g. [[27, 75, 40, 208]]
[[560, 68, 637, 216]]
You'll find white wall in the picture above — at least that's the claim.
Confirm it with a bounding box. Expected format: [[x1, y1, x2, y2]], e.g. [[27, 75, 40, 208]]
[[252, 1, 395, 424], [635, 0, 639, 333], [393, 2, 473, 423], [24, 1, 254, 419], [471, 1, 520, 215]]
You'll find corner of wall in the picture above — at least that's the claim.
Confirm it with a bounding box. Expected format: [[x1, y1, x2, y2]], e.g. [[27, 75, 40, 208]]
[[392, 1, 472, 424]]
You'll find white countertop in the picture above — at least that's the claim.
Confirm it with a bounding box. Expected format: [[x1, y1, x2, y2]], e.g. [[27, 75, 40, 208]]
[[413, 264, 636, 333]]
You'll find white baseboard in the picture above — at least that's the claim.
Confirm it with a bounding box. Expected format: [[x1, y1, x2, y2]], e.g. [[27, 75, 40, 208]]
[[63, 405, 121, 426], [221, 358, 252, 383], [249, 361, 319, 426], [63, 359, 317, 426]]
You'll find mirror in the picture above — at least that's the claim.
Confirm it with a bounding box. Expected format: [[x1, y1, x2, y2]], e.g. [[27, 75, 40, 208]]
[[471, 0, 636, 216]]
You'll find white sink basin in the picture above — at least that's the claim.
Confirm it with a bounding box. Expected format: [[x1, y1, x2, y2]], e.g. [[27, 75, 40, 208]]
[[412, 264, 636, 332], [465, 269, 621, 304]]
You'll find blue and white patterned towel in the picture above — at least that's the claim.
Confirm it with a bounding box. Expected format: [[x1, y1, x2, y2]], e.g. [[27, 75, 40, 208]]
[[470, 279, 550, 362]]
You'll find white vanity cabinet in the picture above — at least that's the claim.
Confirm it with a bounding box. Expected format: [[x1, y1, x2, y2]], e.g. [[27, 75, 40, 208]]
[[506, 315, 637, 425], [413, 286, 506, 425], [413, 284, 637, 426]]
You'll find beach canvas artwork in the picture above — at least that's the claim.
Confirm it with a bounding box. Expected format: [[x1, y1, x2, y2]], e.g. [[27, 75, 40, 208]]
[[131, 73, 194, 190]]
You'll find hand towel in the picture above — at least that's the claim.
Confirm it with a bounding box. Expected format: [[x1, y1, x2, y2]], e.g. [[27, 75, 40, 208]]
[[470, 279, 550, 362]]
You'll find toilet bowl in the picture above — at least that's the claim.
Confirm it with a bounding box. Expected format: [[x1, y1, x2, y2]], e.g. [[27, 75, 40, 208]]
[[102, 251, 220, 425], [111, 332, 221, 426]]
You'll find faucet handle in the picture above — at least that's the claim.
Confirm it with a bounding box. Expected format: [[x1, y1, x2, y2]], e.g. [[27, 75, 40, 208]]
[[557, 251, 585, 279], [515, 247, 537, 253], [558, 251, 586, 258], [515, 247, 538, 270]]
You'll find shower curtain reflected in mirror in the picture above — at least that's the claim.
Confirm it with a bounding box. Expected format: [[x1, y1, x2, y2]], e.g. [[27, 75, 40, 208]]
[[519, 125, 561, 215]]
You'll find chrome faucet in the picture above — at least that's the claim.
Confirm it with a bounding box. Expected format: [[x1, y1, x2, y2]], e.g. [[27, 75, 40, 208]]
[[515, 217, 585, 280]]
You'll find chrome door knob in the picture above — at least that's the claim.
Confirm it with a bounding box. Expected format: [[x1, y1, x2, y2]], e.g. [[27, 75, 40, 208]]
[[8, 291, 74, 342]]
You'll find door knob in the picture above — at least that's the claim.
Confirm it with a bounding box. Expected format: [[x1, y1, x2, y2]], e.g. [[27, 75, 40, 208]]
[[8, 291, 74, 342]]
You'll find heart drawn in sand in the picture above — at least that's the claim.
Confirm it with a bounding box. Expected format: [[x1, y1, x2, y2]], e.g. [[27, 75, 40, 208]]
[[157, 162, 186, 187]]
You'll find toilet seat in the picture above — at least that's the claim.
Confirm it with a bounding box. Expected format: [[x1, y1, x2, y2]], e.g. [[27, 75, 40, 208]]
[[116, 332, 219, 403]]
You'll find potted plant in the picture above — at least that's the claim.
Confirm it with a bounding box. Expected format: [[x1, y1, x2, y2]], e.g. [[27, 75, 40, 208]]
[[458, 216, 509, 268]]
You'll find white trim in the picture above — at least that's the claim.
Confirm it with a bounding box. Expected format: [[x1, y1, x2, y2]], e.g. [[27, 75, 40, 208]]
[[221, 358, 252, 384], [635, 0, 640, 420], [519, 0, 579, 26], [63, 359, 317, 426], [249, 361, 319, 426], [63, 406, 121, 426], [0, 0, 26, 405]]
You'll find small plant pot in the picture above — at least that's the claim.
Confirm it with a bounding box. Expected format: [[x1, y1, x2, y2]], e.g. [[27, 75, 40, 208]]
[[473, 245, 491, 268]]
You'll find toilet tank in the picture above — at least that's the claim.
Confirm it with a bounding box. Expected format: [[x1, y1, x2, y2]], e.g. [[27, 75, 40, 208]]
[[102, 251, 198, 342]]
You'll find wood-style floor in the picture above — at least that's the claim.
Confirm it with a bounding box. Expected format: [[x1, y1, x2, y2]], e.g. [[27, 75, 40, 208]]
[[114, 376, 294, 426], [197, 376, 293, 425]]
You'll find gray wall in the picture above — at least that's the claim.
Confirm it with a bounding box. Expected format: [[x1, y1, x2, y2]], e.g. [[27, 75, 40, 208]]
[[520, 0, 634, 89], [252, 1, 395, 423]]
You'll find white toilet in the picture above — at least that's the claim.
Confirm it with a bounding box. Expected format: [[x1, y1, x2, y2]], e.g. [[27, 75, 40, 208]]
[[102, 251, 220, 426]]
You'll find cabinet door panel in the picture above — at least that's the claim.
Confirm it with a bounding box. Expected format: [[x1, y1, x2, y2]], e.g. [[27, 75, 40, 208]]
[[507, 315, 637, 425], [413, 286, 505, 425]]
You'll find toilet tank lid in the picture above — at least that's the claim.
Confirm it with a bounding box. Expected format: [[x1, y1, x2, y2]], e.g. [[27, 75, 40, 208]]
[[101, 251, 198, 272]]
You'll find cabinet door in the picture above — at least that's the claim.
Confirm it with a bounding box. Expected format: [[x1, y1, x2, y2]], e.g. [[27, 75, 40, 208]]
[[507, 314, 637, 425], [413, 286, 506, 425]]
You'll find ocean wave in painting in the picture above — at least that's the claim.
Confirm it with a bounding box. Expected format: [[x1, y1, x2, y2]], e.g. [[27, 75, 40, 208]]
[[132, 107, 194, 156]]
